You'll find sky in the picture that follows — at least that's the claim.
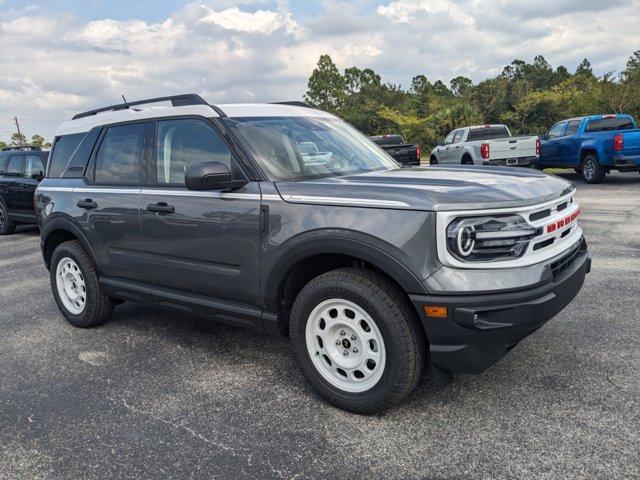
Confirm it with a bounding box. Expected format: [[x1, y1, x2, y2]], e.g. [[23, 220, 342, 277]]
[[1, 0, 639, 140]]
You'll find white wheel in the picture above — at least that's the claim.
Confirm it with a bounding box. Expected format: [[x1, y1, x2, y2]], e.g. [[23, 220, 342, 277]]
[[305, 298, 386, 393], [55, 257, 87, 315]]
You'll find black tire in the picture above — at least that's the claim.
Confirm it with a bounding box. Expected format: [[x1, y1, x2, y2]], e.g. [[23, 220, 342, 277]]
[[50, 240, 115, 328], [581, 155, 605, 184], [461, 156, 474, 165], [0, 201, 16, 235], [289, 268, 427, 414], [574, 168, 581, 174], [429, 155, 438, 165]]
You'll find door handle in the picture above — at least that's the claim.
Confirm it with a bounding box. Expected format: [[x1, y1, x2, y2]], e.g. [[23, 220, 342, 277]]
[[77, 199, 97, 210], [147, 202, 175, 214]]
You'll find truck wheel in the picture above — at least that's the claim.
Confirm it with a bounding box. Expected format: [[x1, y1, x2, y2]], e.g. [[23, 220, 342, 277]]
[[50, 240, 115, 328], [581, 155, 605, 184], [289, 268, 426, 414], [461, 156, 474, 165], [429, 155, 438, 165], [0, 201, 16, 235]]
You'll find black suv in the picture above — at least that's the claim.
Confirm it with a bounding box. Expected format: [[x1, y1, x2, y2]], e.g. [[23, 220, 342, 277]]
[[35, 95, 590, 413], [0, 146, 48, 234]]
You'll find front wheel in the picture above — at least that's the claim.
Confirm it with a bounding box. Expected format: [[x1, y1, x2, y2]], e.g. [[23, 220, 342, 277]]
[[290, 268, 426, 414], [581, 155, 605, 184], [429, 155, 438, 165], [50, 240, 116, 328]]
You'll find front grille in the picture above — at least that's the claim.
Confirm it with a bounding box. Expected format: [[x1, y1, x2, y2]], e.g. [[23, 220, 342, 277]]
[[550, 240, 582, 277]]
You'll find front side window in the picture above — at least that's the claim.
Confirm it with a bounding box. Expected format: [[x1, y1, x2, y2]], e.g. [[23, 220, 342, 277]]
[[443, 131, 455, 145], [25, 155, 45, 178], [5, 156, 23, 176], [94, 123, 144, 184], [224, 116, 398, 181], [547, 122, 567, 139], [452, 130, 464, 143], [153, 119, 232, 185]]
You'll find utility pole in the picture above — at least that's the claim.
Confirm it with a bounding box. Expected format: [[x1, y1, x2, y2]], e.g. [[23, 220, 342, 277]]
[[13, 117, 23, 146]]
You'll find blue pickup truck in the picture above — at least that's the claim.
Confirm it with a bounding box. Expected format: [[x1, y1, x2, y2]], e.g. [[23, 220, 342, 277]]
[[539, 114, 640, 183]]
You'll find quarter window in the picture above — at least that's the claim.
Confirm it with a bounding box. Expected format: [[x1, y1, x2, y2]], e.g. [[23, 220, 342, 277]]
[[5, 156, 23, 176], [94, 123, 145, 184], [154, 119, 231, 185], [48, 133, 87, 178]]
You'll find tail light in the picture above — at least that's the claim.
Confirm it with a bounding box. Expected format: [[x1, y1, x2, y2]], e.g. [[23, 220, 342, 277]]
[[613, 133, 623, 151], [535, 138, 541, 155], [416, 145, 421, 161], [480, 143, 490, 159]]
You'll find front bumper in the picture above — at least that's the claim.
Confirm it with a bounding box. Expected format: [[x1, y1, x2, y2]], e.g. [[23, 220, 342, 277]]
[[483, 156, 538, 167], [410, 238, 591, 375]]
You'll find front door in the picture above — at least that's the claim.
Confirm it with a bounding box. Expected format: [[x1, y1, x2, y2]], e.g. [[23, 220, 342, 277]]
[[1, 155, 24, 214], [540, 122, 567, 165], [140, 118, 261, 307], [15, 154, 46, 217]]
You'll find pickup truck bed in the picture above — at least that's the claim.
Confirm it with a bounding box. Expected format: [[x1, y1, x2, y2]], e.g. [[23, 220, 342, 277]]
[[370, 135, 421, 166]]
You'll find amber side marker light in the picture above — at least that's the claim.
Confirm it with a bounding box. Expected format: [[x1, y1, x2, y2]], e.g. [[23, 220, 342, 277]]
[[424, 305, 448, 318]]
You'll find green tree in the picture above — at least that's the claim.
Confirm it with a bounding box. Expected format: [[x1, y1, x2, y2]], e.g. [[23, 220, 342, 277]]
[[450, 76, 472, 97], [0, 141, 7, 151], [575, 58, 594, 77], [10, 132, 27, 147], [31, 134, 51, 148], [304, 54, 346, 112]]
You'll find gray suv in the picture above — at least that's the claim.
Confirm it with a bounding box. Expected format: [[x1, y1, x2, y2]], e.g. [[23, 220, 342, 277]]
[[36, 94, 591, 413]]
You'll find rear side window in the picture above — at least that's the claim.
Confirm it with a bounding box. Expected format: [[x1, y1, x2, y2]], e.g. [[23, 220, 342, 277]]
[[565, 120, 581, 136], [48, 133, 87, 178], [153, 119, 231, 185], [467, 126, 510, 141], [94, 123, 145, 184], [25, 155, 45, 178], [586, 117, 635, 132], [5, 156, 23, 176]]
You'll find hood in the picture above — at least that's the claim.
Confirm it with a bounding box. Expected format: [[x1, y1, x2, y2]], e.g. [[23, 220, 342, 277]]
[[275, 165, 575, 211]]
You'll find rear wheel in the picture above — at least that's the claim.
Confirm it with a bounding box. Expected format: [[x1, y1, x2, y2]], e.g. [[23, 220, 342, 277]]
[[50, 240, 115, 328], [429, 155, 438, 165], [0, 202, 16, 235], [581, 155, 605, 184], [290, 268, 426, 414], [461, 156, 474, 165]]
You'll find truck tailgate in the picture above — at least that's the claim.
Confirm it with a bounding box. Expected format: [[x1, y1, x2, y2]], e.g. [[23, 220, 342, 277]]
[[622, 130, 640, 156], [489, 136, 538, 161]]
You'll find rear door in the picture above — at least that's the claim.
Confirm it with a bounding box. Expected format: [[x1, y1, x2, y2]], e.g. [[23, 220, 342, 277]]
[[76, 122, 147, 281], [540, 121, 567, 164], [140, 117, 261, 307]]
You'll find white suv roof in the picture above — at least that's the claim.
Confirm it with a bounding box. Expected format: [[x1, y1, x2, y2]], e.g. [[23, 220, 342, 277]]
[[56, 95, 335, 136]]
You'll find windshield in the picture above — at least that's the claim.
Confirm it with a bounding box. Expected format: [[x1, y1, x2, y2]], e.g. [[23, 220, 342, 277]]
[[223, 116, 399, 181]]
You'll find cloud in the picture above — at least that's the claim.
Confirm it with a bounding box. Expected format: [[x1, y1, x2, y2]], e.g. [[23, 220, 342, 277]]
[[0, 0, 639, 139]]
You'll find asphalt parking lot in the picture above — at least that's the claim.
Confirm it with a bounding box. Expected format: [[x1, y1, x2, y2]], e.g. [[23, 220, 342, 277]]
[[1, 171, 639, 479]]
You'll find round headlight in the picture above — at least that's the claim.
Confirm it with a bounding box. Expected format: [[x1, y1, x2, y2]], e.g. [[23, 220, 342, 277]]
[[457, 224, 475, 257]]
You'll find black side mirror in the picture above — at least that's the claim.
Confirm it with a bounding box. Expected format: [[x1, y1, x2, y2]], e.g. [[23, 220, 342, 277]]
[[31, 172, 44, 181], [185, 162, 245, 191]]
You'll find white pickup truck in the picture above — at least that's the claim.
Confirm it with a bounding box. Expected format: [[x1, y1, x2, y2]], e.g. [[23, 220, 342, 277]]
[[429, 124, 540, 167]]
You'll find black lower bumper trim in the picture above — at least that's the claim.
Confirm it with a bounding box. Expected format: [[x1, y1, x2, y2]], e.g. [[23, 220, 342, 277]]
[[410, 240, 591, 375]]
